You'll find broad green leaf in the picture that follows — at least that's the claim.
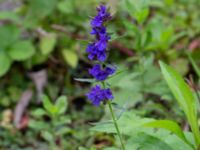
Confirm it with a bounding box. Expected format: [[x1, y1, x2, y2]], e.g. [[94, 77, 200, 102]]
[[0, 51, 12, 77], [39, 33, 57, 55], [126, 132, 173, 150], [0, 11, 20, 23], [31, 108, 47, 117], [55, 96, 68, 115], [8, 41, 35, 61], [59, 116, 71, 124], [25, 0, 57, 27], [62, 49, 78, 68], [91, 111, 194, 149], [143, 120, 191, 146], [0, 25, 20, 49], [54, 116, 71, 126], [27, 0, 57, 18], [164, 133, 194, 150], [57, 0, 74, 14], [145, 18, 174, 51], [159, 61, 200, 146], [56, 127, 71, 136], [91, 111, 153, 135], [41, 131, 54, 142], [134, 8, 149, 24], [124, 0, 149, 23], [29, 120, 49, 130]]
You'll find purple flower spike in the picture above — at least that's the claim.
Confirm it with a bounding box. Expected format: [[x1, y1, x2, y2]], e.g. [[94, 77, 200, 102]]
[[89, 64, 116, 81], [86, 5, 111, 62], [86, 85, 114, 106], [85, 5, 115, 106]]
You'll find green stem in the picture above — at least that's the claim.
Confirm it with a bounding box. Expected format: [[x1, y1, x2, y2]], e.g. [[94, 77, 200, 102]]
[[108, 101, 125, 150], [102, 82, 125, 149]]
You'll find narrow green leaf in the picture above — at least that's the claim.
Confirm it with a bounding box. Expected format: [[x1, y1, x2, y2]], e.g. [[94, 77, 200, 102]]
[[74, 78, 96, 83], [159, 61, 200, 146], [187, 53, 200, 78]]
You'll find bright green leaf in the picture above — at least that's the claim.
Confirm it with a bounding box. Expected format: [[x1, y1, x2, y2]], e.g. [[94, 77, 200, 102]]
[[55, 96, 68, 115], [159, 61, 200, 146], [0, 11, 20, 23], [42, 95, 56, 115], [62, 49, 78, 68], [8, 40, 35, 61], [39, 33, 57, 55]]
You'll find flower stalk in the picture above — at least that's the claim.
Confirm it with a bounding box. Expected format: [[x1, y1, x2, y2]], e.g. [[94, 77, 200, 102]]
[[85, 4, 125, 149]]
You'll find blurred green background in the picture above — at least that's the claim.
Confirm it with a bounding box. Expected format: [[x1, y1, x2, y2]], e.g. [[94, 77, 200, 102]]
[[0, 0, 200, 149]]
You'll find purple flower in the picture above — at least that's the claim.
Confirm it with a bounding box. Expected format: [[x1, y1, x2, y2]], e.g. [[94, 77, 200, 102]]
[[89, 64, 116, 81], [95, 33, 110, 51], [86, 85, 114, 106], [86, 43, 107, 62], [86, 5, 111, 62], [97, 5, 112, 21], [90, 5, 111, 28], [90, 26, 106, 35], [91, 16, 103, 28]]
